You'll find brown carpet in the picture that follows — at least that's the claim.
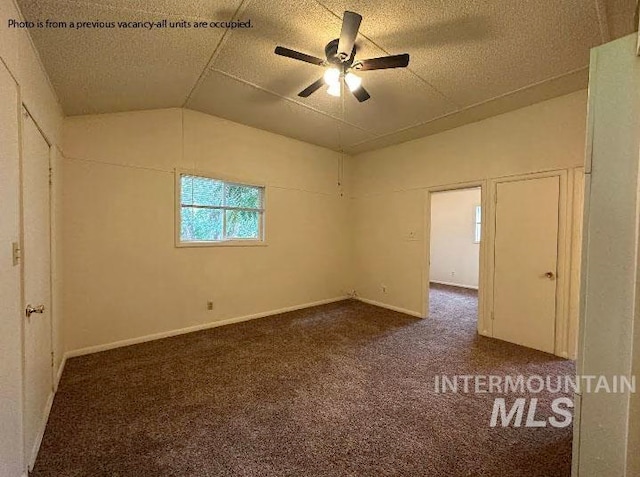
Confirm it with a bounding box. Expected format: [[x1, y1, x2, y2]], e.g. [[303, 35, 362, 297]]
[[33, 284, 574, 476]]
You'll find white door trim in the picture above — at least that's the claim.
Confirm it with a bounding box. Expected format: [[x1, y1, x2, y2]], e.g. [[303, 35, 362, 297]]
[[422, 180, 488, 335]]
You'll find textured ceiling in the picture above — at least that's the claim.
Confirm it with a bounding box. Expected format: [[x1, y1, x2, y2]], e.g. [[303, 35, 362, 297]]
[[17, 0, 638, 153]]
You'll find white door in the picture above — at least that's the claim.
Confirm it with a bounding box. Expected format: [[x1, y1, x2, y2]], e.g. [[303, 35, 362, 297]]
[[492, 175, 559, 354], [22, 110, 53, 469]]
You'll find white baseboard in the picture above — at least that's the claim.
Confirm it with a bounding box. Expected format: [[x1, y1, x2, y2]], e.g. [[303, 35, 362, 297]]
[[28, 390, 54, 471], [65, 296, 349, 359], [430, 280, 479, 290], [356, 297, 423, 318], [54, 354, 66, 391]]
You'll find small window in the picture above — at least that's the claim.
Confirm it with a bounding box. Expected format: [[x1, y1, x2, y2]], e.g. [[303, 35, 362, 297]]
[[474, 205, 481, 243], [177, 173, 264, 245]]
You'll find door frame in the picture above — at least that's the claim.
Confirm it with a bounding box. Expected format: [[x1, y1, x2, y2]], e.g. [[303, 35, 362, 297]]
[[486, 169, 570, 357], [19, 104, 54, 471], [422, 180, 489, 335]]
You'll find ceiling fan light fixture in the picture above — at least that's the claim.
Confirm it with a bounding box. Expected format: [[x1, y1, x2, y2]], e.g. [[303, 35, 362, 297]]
[[327, 82, 341, 97], [275, 10, 410, 103], [323, 67, 341, 86], [345, 72, 362, 92]]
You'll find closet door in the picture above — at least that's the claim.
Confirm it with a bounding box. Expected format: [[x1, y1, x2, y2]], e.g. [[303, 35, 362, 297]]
[[492, 175, 560, 354], [22, 110, 53, 470]]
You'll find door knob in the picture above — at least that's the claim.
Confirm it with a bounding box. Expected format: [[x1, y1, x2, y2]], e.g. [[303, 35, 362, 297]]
[[544, 272, 555, 280], [25, 304, 45, 317]]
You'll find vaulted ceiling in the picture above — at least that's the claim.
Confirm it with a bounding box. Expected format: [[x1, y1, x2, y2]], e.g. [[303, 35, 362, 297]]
[[17, 0, 638, 153]]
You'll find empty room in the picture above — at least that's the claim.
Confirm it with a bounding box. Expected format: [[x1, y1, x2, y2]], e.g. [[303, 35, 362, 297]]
[[428, 187, 481, 326], [2, 0, 640, 476]]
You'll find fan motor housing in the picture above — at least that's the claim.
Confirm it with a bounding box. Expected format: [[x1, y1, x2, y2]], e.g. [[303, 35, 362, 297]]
[[325, 39, 356, 67]]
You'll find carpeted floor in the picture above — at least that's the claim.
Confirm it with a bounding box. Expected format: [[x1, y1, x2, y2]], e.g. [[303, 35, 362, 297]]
[[33, 284, 574, 476]]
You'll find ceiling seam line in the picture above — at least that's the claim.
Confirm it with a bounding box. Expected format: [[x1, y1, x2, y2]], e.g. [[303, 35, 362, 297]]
[[312, 0, 463, 108], [62, 154, 343, 193], [208, 68, 374, 134], [63, 154, 175, 174], [182, 0, 252, 108], [346, 65, 590, 149], [348, 165, 570, 199]]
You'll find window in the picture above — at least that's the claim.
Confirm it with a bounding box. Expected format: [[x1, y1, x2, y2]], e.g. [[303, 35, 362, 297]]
[[474, 205, 481, 243], [177, 173, 264, 245]]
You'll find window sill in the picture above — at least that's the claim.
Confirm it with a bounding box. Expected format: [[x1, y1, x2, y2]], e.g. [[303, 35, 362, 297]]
[[176, 240, 268, 248]]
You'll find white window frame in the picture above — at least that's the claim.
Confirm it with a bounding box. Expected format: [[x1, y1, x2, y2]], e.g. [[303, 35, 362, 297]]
[[175, 169, 267, 247], [474, 205, 481, 244]]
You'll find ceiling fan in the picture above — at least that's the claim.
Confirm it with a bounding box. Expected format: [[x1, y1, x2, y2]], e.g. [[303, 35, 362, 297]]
[[274, 11, 410, 103]]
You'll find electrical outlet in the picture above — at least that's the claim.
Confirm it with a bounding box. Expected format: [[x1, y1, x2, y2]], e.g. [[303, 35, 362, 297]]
[[381, 284, 387, 293], [207, 301, 214, 311], [451, 271, 456, 277]]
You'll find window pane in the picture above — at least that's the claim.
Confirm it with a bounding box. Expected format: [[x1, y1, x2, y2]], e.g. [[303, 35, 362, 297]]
[[225, 210, 260, 239], [181, 207, 223, 241], [181, 175, 223, 207], [225, 183, 262, 209], [474, 205, 481, 242]]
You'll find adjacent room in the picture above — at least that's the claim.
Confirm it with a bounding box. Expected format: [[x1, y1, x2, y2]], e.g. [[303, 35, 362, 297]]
[[2, 0, 640, 476], [428, 187, 481, 323]]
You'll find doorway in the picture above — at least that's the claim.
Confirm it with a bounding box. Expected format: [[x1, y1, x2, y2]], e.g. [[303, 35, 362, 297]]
[[427, 187, 482, 324]]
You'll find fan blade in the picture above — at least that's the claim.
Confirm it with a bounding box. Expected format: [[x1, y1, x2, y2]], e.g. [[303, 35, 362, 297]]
[[274, 46, 325, 66], [358, 54, 410, 71], [351, 85, 370, 102], [298, 78, 325, 98], [337, 11, 362, 60]]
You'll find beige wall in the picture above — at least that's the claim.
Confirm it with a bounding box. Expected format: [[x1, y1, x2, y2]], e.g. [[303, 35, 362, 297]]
[[61, 108, 351, 353], [348, 90, 587, 317], [429, 188, 481, 289], [0, 1, 64, 475], [0, 57, 24, 477]]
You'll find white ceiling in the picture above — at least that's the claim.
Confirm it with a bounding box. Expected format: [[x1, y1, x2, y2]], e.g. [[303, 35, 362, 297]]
[[18, 0, 638, 153]]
